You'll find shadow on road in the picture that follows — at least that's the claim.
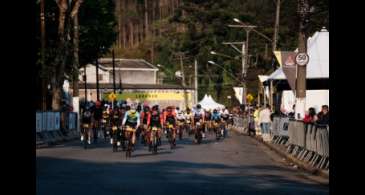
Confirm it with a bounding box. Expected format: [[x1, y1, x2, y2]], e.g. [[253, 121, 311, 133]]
[[37, 156, 329, 195]]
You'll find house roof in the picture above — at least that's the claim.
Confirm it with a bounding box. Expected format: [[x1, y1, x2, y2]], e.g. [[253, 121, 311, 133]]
[[98, 58, 158, 70]]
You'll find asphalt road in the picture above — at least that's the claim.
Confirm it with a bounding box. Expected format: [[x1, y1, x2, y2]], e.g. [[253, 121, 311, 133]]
[[37, 130, 329, 195]]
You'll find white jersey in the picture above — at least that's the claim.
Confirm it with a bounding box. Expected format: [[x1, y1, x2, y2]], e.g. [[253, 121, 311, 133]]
[[176, 110, 185, 120], [193, 108, 205, 120]]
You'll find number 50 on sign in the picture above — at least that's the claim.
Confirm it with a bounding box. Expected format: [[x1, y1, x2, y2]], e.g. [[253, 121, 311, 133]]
[[295, 53, 309, 66]]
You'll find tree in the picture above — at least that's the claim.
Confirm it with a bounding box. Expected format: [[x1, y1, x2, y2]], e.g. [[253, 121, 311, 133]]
[[35, 0, 117, 110]]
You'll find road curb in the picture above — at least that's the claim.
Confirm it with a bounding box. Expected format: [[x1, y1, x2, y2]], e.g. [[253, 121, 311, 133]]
[[36, 130, 80, 149], [231, 127, 329, 179]]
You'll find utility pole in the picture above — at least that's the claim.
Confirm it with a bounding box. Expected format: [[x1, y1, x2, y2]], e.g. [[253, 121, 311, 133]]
[[272, 0, 281, 52], [174, 52, 189, 109], [112, 49, 116, 94], [179, 54, 186, 88], [119, 70, 122, 93], [295, 0, 309, 119], [40, 0, 47, 110], [84, 66, 87, 102], [96, 58, 100, 101], [194, 59, 198, 105]]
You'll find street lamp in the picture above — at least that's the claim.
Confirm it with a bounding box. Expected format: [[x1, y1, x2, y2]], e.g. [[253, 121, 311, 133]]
[[210, 50, 240, 61], [207, 61, 242, 85]]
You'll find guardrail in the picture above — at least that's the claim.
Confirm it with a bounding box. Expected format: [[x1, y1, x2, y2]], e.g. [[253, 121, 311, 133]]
[[36, 111, 79, 147], [270, 117, 290, 145], [232, 115, 329, 170], [232, 116, 249, 134], [287, 121, 329, 170]]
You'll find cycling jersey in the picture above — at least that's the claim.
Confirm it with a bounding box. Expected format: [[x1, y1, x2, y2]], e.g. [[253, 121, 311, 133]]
[[176, 111, 185, 121], [82, 111, 92, 124], [140, 111, 150, 125], [122, 110, 140, 128], [164, 111, 176, 125], [184, 112, 193, 123], [205, 112, 212, 121], [148, 110, 163, 128], [211, 112, 221, 122], [193, 109, 205, 122]]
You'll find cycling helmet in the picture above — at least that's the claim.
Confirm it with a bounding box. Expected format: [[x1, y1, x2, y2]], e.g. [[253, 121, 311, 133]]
[[196, 104, 201, 109], [95, 100, 101, 108], [126, 105, 131, 111], [143, 106, 150, 112], [152, 104, 159, 111], [176, 107, 180, 111]]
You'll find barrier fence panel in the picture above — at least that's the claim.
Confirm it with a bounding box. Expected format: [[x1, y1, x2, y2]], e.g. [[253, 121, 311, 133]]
[[232, 114, 329, 170], [68, 112, 78, 130], [271, 117, 280, 136], [36, 112, 42, 132], [54, 112, 61, 131], [42, 112, 47, 131], [278, 117, 289, 136], [46, 112, 53, 131]]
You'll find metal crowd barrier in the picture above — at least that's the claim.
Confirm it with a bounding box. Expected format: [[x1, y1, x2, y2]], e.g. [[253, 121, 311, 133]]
[[286, 121, 329, 170], [232, 115, 329, 170], [270, 117, 290, 145], [36, 111, 79, 146], [232, 116, 249, 134]]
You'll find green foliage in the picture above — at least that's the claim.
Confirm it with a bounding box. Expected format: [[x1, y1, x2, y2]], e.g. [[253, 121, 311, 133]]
[[79, 0, 117, 66], [35, 0, 117, 80], [153, 0, 328, 101]]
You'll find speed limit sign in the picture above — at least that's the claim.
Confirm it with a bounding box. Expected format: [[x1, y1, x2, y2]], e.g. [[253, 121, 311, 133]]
[[295, 53, 309, 66]]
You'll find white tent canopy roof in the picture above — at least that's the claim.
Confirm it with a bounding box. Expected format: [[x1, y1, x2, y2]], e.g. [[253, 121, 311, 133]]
[[268, 27, 329, 80], [258, 75, 270, 83], [197, 94, 225, 110]]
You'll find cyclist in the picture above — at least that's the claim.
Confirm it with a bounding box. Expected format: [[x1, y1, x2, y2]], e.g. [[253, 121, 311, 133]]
[[192, 104, 205, 142], [204, 109, 212, 133], [184, 107, 193, 135], [163, 106, 177, 147], [221, 107, 230, 137], [211, 109, 224, 139], [140, 105, 151, 145], [175, 107, 185, 140], [147, 105, 164, 150], [122, 104, 140, 150], [81, 106, 93, 145]]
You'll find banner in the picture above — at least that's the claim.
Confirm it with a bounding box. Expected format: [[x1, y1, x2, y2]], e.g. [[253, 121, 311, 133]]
[[102, 92, 192, 102], [233, 87, 243, 104], [274, 51, 297, 92]]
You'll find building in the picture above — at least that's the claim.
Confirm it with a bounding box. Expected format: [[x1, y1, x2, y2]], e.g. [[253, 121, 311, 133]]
[[75, 58, 197, 109]]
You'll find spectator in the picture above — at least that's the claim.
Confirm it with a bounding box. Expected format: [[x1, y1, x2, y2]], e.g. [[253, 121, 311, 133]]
[[288, 104, 295, 119], [317, 105, 329, 125], [253, 106, 261, 135], [248, 106, 256, 136], [303, 107, 318, 124], [259, 104, 272, 141]]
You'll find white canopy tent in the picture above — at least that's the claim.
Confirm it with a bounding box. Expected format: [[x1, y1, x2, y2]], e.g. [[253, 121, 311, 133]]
[[268, 27, 329, 80], [266, 28, 329, 114], [197, 94, 225, 110]]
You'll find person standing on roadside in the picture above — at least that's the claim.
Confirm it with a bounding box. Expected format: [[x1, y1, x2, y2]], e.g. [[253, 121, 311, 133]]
[[259, 104, 272, 142]]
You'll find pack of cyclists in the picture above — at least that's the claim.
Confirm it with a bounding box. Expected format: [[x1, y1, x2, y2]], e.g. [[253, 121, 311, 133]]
[[80, 100, 230, 156]]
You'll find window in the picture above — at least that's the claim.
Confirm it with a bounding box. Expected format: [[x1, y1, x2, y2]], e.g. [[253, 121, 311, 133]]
[[98, 74, 103, 81]]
